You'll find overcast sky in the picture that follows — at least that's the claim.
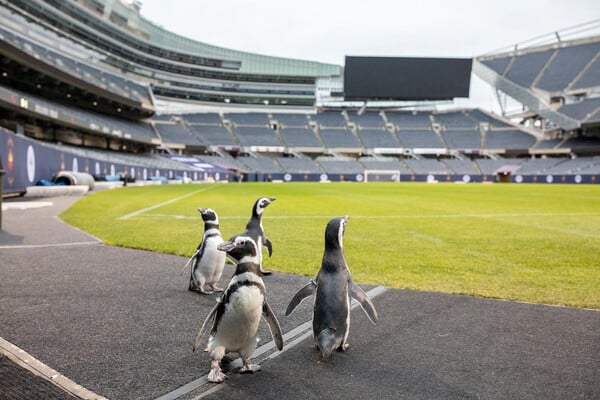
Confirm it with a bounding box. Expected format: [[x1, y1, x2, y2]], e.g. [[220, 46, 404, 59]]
[[139, 1, 600, 111]]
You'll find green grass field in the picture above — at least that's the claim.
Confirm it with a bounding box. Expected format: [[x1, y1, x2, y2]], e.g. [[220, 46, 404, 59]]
[[60, 182, 600, 309]]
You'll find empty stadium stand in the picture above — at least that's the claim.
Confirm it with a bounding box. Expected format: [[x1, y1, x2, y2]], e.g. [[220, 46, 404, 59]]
[[279, 127, 323, 149], [347, 110, 386, 129], [484, 130, 537, 150], [536, 42, 600, 93], [1, 1, 599, 189], [154, 123, 201, 146], [276, 155, 322, 173], [189, 125, 238, 147], [318, 127, 362, 149], [312, 111, 347, 128], [232, 126, 284, 147], [396, 130, 445, 149], [386, 111, 432, 129], [357, 129, 400, 148], [272, 113, 310, 127], [474, 29, 600, 134], [441, 130, 482, 150]]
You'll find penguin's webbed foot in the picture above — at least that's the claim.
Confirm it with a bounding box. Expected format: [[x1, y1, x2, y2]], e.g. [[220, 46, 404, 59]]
[[207, 360, 227, 383], [189, 286, 213, 295], [337, 343, 349, 352], [211, 285, 224, 292], [260, 269, 273, 276], [239, 362, 261, 374], [317, 353, 331, 364], [207, 369, 227, 383]]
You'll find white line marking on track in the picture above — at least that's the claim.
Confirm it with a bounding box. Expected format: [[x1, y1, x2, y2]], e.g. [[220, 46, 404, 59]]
[[0, 241, 102, 249], [155, 286, 387, 400], [0, 336, 108, 400], [118, 186, 218, 220]]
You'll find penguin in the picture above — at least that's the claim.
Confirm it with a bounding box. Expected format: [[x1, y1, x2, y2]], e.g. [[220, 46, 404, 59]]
[[228, 197, 276, 275], [187, 208, 226, 295], [285, 216, 378, 361], [193, 235, 284, 383]]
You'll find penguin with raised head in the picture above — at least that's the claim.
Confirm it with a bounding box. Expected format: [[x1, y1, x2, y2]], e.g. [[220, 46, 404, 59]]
[[285, 216, 378, 361], [187, 208, 226, 295], [193, 235, 283, 383], [228, 197, 276, 275]]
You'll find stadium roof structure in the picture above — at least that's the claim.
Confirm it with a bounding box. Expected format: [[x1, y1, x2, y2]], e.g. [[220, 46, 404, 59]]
[[4, 0, 342, 109], [473, 20, 600, 132]]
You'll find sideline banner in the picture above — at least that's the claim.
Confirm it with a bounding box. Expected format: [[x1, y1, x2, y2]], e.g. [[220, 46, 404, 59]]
[[0, 128, 223, 195]]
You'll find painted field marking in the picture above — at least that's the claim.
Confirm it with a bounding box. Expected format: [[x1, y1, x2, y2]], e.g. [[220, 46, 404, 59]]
[[0, 241, 101, 250], [118, 186, 218, 220], [155, 285, 387, 400], [127, 212, 600, 221]]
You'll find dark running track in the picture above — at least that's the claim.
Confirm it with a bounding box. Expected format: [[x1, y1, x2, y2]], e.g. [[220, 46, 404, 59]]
[[0, 196, 598, 400]]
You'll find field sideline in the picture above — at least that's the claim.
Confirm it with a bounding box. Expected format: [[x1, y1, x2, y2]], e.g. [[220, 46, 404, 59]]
[[60, 182, 600, 309]]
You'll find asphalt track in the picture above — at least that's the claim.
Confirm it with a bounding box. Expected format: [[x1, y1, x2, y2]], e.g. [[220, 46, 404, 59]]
[[0, 195, 598, 399]]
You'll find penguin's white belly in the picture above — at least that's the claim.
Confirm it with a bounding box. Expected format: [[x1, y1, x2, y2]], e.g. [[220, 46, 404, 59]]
[[256, 235, 263, 264], [197, 237, 225, 281], [213, 286, 264, 352]]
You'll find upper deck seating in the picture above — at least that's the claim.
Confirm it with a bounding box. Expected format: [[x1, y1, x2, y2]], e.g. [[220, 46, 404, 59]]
[[191, 125, 237, 146], [273, 113, 310, 127], [347, 111, 385, 129], [225, 112, 270, 126], [318, 128, 362, 149], [396, 130, 445, 148], [154, 123, 201, 146], [504, 49, 554, 87], [442, 130, 482, 149], [233, 126, 283, 147], [184, 113, 223, 124], [433, 111, 478, 130], [484, 130, 536, 150], [358, 129, 399, 148], [536, 42, 600, 92], [279, 127, 323, 148], [311, 111, 346, 128], [385, 111, 432, 129]]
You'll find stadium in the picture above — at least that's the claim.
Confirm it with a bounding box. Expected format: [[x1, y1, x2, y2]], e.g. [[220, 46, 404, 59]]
[[0, 0, 599, 194], [0, 1, 599, 399]]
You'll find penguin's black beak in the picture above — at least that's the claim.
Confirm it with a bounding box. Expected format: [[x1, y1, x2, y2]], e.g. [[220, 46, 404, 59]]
[[267, 197, 276, 203], [198, 208, 206, 213], [217, 241, 236, 252], [342, 215, 349, 223]]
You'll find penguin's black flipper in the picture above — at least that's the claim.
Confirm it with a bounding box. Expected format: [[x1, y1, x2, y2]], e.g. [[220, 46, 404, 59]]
[[285, 280, 317, 316], [349, 280, 378, 324], [193, 302, 219, 352], [264, 237, 273, 257], [263, 301, 284, 351]]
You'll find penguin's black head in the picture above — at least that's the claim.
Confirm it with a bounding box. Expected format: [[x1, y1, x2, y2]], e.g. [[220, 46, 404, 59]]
[[218, 235, 258, 261], [253, 197, 276, 216], [198, 208, 219, 225], [324, 215, 349, 250]]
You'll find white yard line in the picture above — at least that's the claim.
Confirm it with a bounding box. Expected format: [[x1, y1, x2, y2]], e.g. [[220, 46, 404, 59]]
[[129, 212, 600, 221], [0, 241, 101, 249], [118, 186, 218, 220]]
